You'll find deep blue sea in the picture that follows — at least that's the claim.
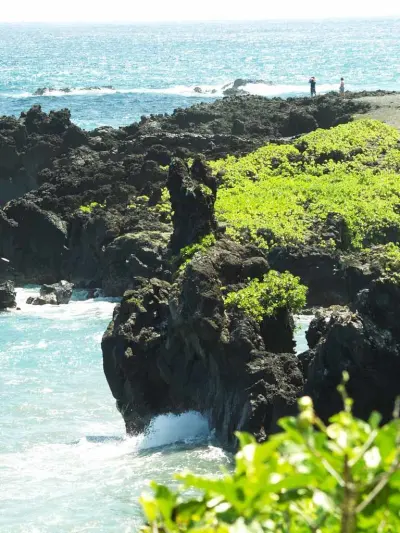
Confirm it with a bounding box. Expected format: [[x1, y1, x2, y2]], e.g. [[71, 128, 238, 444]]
[[0, 18, 396, 532], [0, 19, 399, 129]]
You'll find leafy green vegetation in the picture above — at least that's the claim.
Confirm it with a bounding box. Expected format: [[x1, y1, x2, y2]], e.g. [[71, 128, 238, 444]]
[[178, 234, 217, 272], [211, 120, 400, 250], [79, 201, 105, 213], [127, 195, 151, 210], [378, 243, 400, 283], [140, 374, 400, 532], [224, 271, 307, 321], [150, 188, 173, 222]]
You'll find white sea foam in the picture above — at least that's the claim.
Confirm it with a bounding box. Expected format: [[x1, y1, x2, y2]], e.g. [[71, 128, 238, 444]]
[[294, 314, 312, 354], [5, 81, 345, 100], [12, 287, 119, 321], [139, 411, 210, 449]]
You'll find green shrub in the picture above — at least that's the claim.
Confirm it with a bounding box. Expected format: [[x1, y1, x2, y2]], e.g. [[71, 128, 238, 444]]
[[211, 120, 400, 250], [140, 374, 400, 532], [224, 271, 307, 321], [79, 201, 105, 213], [178, 234, 217, 272], [150, 188, 172, 222], [379, 243, 400, 283]]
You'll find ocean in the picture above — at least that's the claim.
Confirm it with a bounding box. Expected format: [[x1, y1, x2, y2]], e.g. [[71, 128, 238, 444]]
[[0, 19, 399, 130], [0, 289, 310, 532], [0, 18, 397, 532]]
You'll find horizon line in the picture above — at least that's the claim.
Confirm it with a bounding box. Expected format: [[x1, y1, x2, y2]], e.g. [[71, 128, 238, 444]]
[[0, 15, 399, 24]]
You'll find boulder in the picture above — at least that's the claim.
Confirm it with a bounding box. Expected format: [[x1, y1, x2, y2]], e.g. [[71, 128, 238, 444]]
[[0, 280, 16, 309], [101, 229, 171, 296], [26, 295, 57, 305], [26, 280, 73, 305], [40, 280, 74, 304], [0, 200, 68, 285]]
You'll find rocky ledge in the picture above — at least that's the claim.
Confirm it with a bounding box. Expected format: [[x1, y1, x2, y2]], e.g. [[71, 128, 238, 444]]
[[300, 278, 400, 425]]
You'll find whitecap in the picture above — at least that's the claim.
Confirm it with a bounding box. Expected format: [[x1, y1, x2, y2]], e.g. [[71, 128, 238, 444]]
[[3, 81, 346, 100]]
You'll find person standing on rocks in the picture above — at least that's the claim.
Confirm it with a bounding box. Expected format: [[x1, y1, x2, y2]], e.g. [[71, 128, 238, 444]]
[[309, 77, 316, 97], [339, 77, 345, 97]]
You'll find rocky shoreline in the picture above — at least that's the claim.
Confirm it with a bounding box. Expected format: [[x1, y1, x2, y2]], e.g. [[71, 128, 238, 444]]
[[1, 91, 400, 444]]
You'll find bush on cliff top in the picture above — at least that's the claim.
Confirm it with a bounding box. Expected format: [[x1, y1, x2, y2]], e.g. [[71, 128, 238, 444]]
[[211, 119, 400, 250], [140, 375, 400, 532], [224, 270, 307, 322]]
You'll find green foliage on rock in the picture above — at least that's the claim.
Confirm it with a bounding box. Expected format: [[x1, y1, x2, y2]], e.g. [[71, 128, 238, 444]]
[[211, 119, 400, 250], [178, 234, 217, 272], [79, 201, 105, 213], [224, 271, 307, 321], [378, 243, 400, 283], [150, 188, 173, 222], [140, 375, 400, 533]]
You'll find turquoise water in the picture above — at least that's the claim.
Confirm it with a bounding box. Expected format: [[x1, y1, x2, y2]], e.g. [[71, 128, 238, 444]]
[[0, 288, 310, 532], [0, 19, 399, 129]]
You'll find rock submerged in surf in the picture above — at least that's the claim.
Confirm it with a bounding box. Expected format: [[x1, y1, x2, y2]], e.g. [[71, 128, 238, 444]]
[[222, 78, 273, 96], [26, 280, 74, 306], [33, 86, 115, 96]]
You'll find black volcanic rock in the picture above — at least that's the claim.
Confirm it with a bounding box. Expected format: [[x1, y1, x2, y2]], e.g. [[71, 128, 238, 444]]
[[168, 156, 217, 253], [101, 144, 303, 442], [0, 94, 373, 292], [0, 106, 88, 203], [301, 278, 400, 424], [26, 279, 73, 306], [102, 239, 303, 443], [0, 280, 16, 310], [0, 199, 68, 285], [40, 280, 74, 304]]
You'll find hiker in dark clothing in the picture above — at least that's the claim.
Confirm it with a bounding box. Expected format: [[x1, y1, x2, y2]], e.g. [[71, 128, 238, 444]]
[[309, 76, 316, 97]]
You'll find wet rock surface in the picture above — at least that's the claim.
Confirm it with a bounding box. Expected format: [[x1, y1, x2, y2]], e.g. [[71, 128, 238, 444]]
[[26, 281, 74, 305]]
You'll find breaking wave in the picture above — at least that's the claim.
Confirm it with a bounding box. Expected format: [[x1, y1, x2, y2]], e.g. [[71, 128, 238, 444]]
[[4, 81, 342, 100]]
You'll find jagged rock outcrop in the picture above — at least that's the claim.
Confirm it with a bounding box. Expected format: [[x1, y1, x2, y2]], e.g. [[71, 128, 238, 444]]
[[168, 156, 217, 253], [0, 106, 88, 203], [0, 280, 16, 310], [0, 199, 68, 285], [26, 280, 74, 305], [102, 241, 303, 443], [102, 159, 303, 443], [300, 278, 400, 424]]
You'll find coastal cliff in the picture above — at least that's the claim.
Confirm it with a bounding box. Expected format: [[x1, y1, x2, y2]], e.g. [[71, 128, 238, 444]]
[[1, 92, 400, 442]]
